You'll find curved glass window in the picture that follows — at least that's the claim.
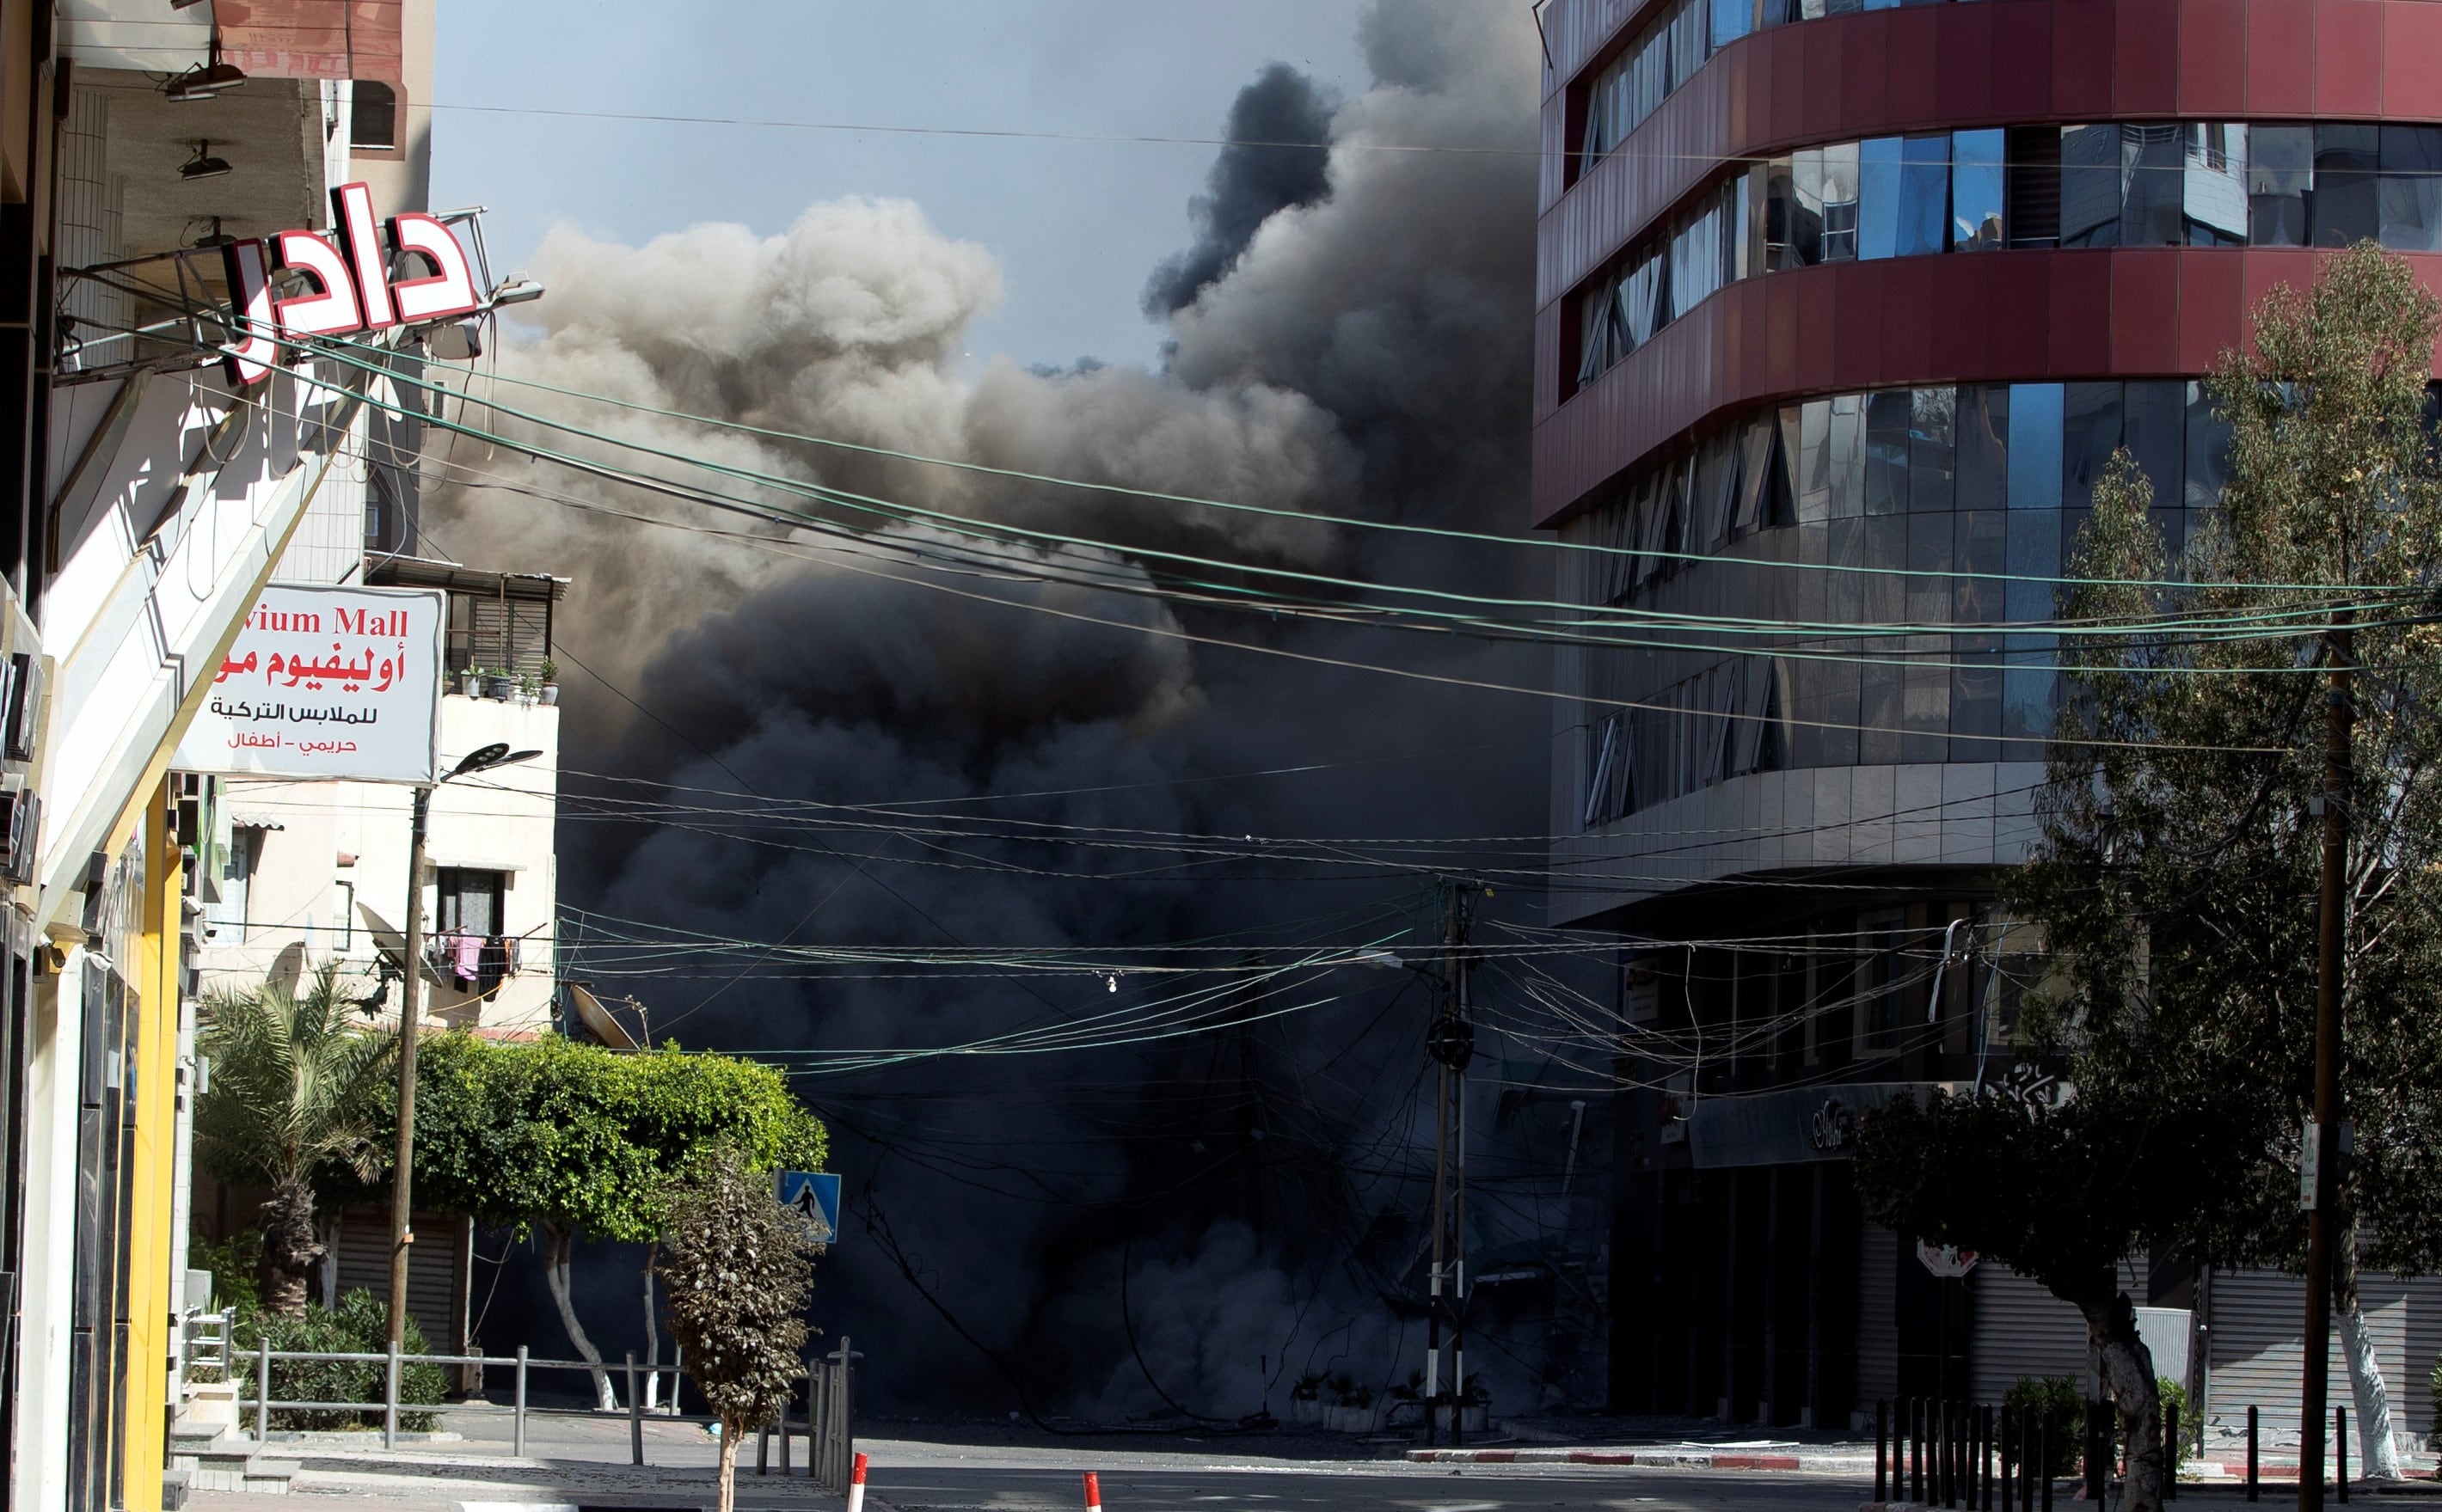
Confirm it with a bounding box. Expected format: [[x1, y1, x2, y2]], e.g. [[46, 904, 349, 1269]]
[[1559, 378, 2255, 826], [1570, 119, 2442, 395]]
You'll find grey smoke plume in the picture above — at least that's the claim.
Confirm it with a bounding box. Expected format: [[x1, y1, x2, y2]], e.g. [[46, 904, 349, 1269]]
[[1141, 62, 1335, 317], [429, 0, 1566, 1418]]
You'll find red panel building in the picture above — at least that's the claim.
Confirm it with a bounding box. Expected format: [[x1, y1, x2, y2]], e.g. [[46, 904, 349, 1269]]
[[1534, 0, 2442, 1434]]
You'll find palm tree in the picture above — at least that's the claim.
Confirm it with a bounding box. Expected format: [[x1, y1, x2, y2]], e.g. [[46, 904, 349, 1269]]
[[196, 963, 398, 1314]]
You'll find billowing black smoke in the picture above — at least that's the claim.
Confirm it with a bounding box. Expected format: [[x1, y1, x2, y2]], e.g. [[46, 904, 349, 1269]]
[[431, 0, 1582, 1420], [1141, 62, 1335, 317]]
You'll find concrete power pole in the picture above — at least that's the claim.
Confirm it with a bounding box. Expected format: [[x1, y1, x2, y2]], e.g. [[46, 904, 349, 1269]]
[[2299, 621, 2353, 1512], [1423, 881, 1477, 1448]]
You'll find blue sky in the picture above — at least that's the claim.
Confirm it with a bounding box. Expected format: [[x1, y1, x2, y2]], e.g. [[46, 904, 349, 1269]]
[[431, 1, 1373, 370]]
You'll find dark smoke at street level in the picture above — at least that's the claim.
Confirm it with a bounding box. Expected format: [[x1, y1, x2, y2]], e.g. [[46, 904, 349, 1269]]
[[430, 2, 1598, 1420]]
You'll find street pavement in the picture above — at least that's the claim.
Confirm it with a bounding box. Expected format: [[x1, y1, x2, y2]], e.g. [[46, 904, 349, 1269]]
[[855, 1440, 1874, 1510]]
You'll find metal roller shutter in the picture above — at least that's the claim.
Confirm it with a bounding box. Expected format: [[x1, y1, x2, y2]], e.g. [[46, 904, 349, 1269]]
[[330, 1205, 465, 1354], [1859, 1225, 1899, 1405], [1972, 1266, 2092, 1403], [2206, 1269, 2442, 1451]]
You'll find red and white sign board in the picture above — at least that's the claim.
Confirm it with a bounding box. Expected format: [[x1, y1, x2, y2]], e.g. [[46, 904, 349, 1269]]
[[1916, 1240, 1979, 1279], [175, 585, 445, 783], [219, 181, 482, 386]]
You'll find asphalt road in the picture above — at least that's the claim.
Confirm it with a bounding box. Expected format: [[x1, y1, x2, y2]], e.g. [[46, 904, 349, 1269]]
[[856, 1451, 1874, 1512]]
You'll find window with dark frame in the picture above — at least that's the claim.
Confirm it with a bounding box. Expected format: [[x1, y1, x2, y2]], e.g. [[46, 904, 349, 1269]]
[[436, 867, 506, 937], [350, 82, 397, 150]]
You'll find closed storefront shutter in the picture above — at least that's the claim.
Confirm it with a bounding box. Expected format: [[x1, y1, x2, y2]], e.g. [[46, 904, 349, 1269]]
[[1972, 1266, 2091, 1403], [2206, 1269, 2442, 1450], [1858, 1225, 1899, 1405], [331, 1206, 466, 1354]]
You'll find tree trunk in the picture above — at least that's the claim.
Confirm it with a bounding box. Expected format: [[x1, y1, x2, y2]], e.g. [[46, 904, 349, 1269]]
[[2078, 1289, 2164, 1512], [2335, 1224, 2404, 1480], [642, 1242, 661, 1411], [540, 1226, 617, 1411], [715, 1417, 739, 1512], [257, 1180, 326, 1317]]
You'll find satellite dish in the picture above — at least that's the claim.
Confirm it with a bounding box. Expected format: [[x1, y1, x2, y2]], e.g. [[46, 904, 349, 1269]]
[[565, 982, 638, 1050]]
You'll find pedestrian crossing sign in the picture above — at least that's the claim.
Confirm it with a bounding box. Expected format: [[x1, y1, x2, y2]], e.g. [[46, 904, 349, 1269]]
[[776, 1170, 841, 1244]]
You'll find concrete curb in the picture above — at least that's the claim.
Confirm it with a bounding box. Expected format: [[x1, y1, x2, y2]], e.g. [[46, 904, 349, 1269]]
[[1405, 1446, 1874, 1472]]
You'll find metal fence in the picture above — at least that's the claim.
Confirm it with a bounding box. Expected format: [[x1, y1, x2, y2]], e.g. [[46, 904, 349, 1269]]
[[196, 1313, 856, 1493], [754, 1338, 856, 1495]]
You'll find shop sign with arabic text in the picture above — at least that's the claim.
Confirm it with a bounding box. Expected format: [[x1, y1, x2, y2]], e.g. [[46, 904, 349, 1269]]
[[175, 585, 445, 783]]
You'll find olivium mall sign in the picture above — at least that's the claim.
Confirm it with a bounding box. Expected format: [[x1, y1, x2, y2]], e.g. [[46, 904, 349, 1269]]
[[218, 181, 482, 385]]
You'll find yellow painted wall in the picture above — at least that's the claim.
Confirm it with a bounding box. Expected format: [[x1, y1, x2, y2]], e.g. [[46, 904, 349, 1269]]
[[117, 780, 180, 1512]]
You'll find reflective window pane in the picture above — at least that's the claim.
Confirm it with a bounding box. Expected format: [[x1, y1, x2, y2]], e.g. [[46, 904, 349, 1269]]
[[2184, 123, 2249, 246], [2122, 380, 2186, 515], [2379, 124, 2442, 252], [1711, 0, 1750, 49], [2059, 124, 2125, 248], [1821, 142, 1862, 260], [2121, 124, 2187, 245], [1952, 129, 2006, 250], [2313, 124, 2379, 246], [2007, 126, 2064, 248], [1859, 138, 1905, 260], [2248, 124, 2314, 247], [1798, 398, 1832, 522], [1957, 384, 2009, 507], [2061, 381, 2123, 510], [1766, 155, 1805, 269], [1910, 387, 1956, 513], [1828, 393, 1865, 517], [2004, 514, 2059, 623], [1899, 134, 1950, 257], [1864, 389, 1912, 514], [2006, 383, 2065, 510], [2185, 380, 2231, 511]]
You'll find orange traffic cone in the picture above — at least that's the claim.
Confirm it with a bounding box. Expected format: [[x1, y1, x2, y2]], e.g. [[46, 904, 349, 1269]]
[[1084, 1470, 1103, 1509]]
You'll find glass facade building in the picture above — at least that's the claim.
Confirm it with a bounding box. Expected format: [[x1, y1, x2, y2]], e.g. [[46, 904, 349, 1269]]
[[1533, 0, 2442, 1431]]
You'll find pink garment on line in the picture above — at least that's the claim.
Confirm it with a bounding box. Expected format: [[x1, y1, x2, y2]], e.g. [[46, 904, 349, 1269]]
[[451, 928, 482, 978]]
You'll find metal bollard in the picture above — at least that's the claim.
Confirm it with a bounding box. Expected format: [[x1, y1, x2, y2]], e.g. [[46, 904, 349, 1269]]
[[2083, 1401, 2104, 1505], [778, 1379, 793, 1475], [757, 1420, 770, 1475], [2001, 1404, 2014, 1512], [513, 1346, 528, 1458], [626, 1350, 644, 1466], [1876, 1399, 1888, 1503], [2337, 1406, 2348, 1503], [2164, 1399, 2178, 1501], [1913, 1398, 1926, 1504], [2039, 1417, 2052, 1512], [2246, 1404, 2259, 1502], [383, 1340, 402, 1450], [256, 1336, 272, 1443]]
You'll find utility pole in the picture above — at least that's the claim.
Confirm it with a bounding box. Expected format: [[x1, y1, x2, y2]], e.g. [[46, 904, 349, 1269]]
[[1423, 880, 1477, 1448], [2300, 619, 2352, 1512], [388, 743, 543, 1350], [386, 784, 431, 1350]]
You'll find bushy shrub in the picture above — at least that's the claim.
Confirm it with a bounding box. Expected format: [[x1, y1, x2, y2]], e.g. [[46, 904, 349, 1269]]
[[189, 1227, 264, 1317], [230, 1288, 447, 1431], [2155, 1377, 2196, 1476], [2005, 1375, 2088, 1478]]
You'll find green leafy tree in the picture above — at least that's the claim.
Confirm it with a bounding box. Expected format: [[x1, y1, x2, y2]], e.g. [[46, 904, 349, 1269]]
[[1862, 242, 2442, 1500], [2023, 241, 2442, 1481], [389, 1032, 825, 1409], [659, 1148, 821, 1512], [194, 963, 399, 1314]]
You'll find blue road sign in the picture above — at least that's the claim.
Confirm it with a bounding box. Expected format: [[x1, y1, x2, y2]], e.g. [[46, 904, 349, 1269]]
[[776, 1170, 841, 1244]]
